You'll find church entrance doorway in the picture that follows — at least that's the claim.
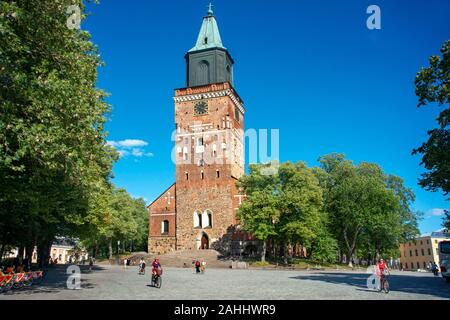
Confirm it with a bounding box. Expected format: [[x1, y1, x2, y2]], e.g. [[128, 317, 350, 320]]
[[200, 233, 209, 250]]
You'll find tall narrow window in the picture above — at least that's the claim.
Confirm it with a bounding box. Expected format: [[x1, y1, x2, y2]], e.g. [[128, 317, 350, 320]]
[[216, 170, 220, 178], [202, 210, 212, 228], [201, 171, 204, 180], [185, 172, 189, 180], [162, 220, 169, 234], [194, 211, 202, 228]]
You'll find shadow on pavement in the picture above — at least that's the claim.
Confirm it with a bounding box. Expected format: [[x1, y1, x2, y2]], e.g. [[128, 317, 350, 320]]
[[0, 265, 106, 297], [289, 272, 450, 299]]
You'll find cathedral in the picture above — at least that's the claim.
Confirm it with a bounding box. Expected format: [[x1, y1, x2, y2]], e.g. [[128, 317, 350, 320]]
[[147, 5, 249, 255]]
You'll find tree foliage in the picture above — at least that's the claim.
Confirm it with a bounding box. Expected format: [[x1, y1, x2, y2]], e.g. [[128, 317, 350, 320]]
[[237, 155, 420, 265], [318, 154, 420, 265], [413, 40, 450, 197], [0, 1, 147, 265], [237, 162, 332, 262]]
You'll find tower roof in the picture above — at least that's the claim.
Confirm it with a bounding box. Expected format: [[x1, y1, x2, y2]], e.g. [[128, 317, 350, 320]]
[[188, 3, 226, 53]]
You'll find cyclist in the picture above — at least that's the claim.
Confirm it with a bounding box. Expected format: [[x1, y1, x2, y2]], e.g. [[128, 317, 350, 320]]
[[431, 261, 439, 276], [139, 257, 146, 274], [152, 257, 162, 276], [376, 258, 389, 289]]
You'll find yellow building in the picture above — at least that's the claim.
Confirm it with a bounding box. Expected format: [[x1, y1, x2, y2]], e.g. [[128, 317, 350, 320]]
[[399, 229, 450, 271], [3, 237, 88, 265]]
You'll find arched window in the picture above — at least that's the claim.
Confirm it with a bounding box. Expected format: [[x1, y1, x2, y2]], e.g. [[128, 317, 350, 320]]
[[194, 211, 202, 228], [202, 210, 212, 228], [197, 61, 210, 85], [161, 220, 169, 234]]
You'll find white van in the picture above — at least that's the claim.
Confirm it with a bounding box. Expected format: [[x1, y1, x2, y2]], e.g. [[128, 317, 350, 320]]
[[438, 241, 450, 282]]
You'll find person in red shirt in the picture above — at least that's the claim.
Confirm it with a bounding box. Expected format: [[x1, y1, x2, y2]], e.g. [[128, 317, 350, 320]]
[[151, 257, 162, 276], [376, 258, 389, 288]]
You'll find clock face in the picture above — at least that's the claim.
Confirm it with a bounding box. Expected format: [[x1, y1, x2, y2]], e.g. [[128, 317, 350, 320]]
[[194, 101, 208, 115]]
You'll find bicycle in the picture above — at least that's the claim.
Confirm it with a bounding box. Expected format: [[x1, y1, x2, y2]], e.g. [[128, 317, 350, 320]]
[[151, 270, 162, 288], [0, 274, 14, 293], [138, 263, 146, 275], [378, 270, 390, 293], [0, 270, 45, 293]]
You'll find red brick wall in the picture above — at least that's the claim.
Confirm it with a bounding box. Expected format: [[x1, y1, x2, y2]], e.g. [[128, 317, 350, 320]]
[[174, 83, 245, 251], [149, 183, 176, 238]]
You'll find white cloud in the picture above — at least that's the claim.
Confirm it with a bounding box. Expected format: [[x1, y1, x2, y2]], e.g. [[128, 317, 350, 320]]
[[131, 148, 143, 157], [117, 149, 130, 158], [107, 139, 153, 159], [107, 139, 148, 148], [426, 208, 447, 217], [117, 139, 148, 148]]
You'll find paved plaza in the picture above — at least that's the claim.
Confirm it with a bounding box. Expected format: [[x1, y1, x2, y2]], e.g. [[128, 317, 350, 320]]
[[1, 265, 449, 300]]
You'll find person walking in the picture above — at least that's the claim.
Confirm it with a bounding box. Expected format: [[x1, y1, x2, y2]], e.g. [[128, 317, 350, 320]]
[[195, 260, 201, 274], [138, 257, 146, 275], [200, 260, 206, 274], [89, 257, 94, 272]]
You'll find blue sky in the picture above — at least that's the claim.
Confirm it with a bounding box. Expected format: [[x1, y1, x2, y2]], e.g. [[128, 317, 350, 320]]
[[83, 0, 449, 234]]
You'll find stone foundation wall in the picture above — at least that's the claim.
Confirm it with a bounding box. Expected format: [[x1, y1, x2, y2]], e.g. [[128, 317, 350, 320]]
[[148, 237, 176, 255]]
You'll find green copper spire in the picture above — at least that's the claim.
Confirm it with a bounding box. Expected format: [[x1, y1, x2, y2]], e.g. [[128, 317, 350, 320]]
[[189, 3, 226, 52]]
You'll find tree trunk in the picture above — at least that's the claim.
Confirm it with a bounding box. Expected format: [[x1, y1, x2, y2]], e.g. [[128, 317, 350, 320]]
[[25, 243, 34, 267], [283, 242, 289, 265], [93, 240, 98, 259], [261, 240, 267, 262], [0, 243, 4, 264], [17, 246, 25, 261], [108, 239, 113, 260], [343, 226, 361, 267], [37, 238, 53, 269]]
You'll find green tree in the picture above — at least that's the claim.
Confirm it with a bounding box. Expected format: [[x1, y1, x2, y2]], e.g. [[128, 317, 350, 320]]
[[237, 162, 331, 263], [277, 162, 326, 263], [413, 40, 450, 197], [80, 186, 148, 260], [237, 164, 280, 262], [443, 210, 450, 230], [318, 154, 420, 266], [0, 0, 117, 265]]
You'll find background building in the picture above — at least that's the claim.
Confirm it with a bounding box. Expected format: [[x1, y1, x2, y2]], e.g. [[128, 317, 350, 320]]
[[2, 237, 88, 265], [399, 229, 450, 271]]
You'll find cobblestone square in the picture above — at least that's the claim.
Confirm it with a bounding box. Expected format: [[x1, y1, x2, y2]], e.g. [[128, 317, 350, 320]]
[[1, 265, 449, 300]]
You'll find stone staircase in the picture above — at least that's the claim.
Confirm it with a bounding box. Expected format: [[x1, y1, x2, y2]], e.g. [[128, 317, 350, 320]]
[[148, 249, 232, 269]]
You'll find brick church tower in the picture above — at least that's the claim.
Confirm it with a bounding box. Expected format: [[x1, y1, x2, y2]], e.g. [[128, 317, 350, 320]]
[[148, 5, 245, 254]]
